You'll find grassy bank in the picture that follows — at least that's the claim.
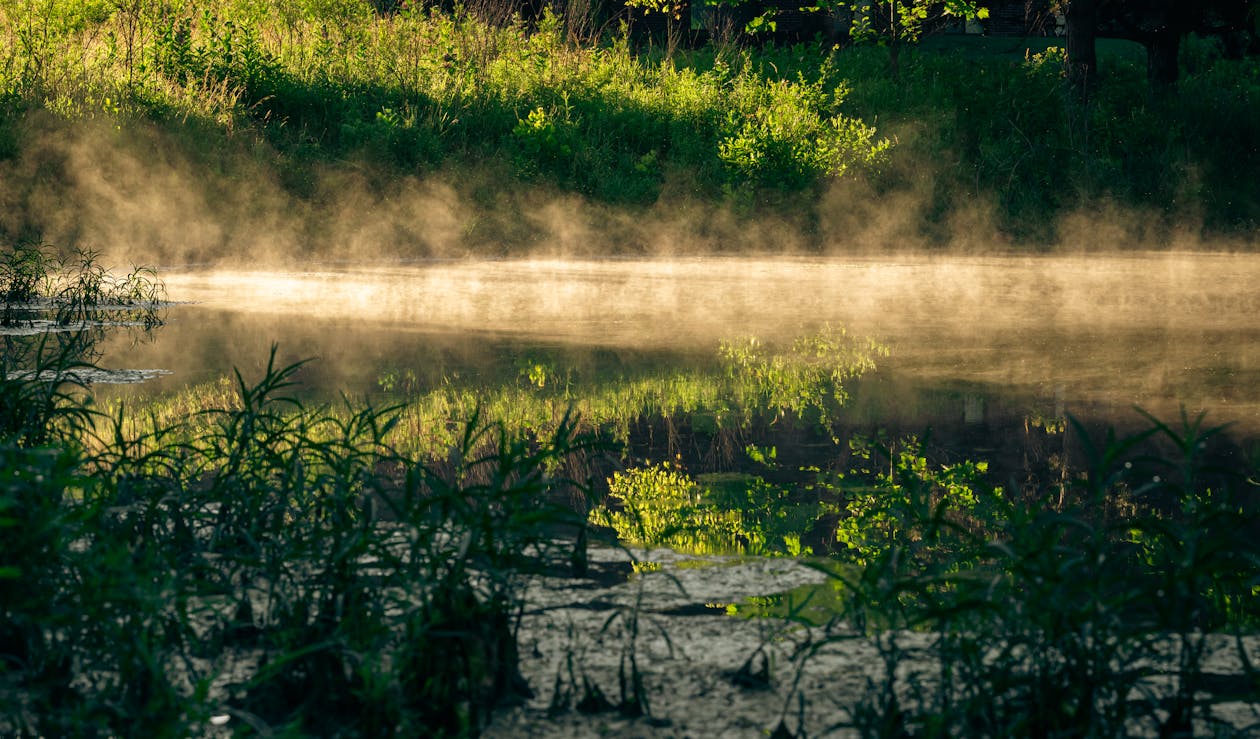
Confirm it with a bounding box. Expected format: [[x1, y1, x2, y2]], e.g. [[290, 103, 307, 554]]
[[0, 1, 1257, 259]]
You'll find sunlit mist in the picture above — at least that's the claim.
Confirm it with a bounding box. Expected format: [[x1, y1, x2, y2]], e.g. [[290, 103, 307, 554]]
[[94, 252, 1260, 433]]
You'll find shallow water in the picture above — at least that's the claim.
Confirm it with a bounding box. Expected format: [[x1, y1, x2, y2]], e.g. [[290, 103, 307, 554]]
[[94, 253, 1260, 443]]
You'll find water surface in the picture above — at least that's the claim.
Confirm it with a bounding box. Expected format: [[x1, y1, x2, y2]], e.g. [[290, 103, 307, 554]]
[[97, 253, 1260, 446]]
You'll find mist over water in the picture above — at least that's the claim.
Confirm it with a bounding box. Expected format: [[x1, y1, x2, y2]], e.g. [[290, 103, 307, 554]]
[[97, 252, 1260, 437]]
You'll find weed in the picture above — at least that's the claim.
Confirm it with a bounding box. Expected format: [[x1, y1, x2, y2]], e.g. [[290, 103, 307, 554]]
[[6, 253, 1260, 736], [1, 254, 621, 736], [1, 242, 165, 330], [813, 412, 1260, 737]]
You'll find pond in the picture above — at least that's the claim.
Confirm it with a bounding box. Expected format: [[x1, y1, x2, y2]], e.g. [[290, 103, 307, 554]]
[[97, 252, 1260, 452], [12, 251, 1260, 737]]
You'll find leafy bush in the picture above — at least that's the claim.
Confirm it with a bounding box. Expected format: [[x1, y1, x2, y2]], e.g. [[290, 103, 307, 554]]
[[592, 460, 826, 556], [1, 0, 894, 209], [718, 73, 891, 190], [719, 324, 887, 427], [833, 435, 1001, 570]]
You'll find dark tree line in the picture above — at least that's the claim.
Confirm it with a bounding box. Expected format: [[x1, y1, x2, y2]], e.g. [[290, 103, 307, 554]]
[[373, 0, 1258, 87], [1062, 0, 1259, 88]]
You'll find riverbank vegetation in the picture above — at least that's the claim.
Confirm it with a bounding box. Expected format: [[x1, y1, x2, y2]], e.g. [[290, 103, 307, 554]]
[[5, 252, 1260, 736], [0, 0, 1257, 259]]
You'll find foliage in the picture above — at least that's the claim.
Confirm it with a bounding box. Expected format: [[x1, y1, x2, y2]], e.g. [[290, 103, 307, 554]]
[[0, 0, 890, 208], [1, 256, 611, 736], [1, 2, 1257, 245], [816, 413, 1260, 737], [0, 241, 55, 308], [719, 324, 887, 427], [1, 244, 164, 447], [717, 70, 891, 189], [6, 251, 1260, 736], [114, 324, 887, 459], [840, 0, 988, 47], [594, 459, 721, 551], [838, 39, 1260, 242], [0, 333, 97, 446], [591, 460, 827, 556], [836, 0, 988, 80], [832, 435, 1001, 570], [0, 242, 165, 328]]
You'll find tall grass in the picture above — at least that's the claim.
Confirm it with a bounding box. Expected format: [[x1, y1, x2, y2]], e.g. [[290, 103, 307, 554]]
[[102, 323, 887, 460], [2, 252, 613, 735], [3, 347, 612, 735], [802, 414, 1260, 737], [841, 38, 1260, 242], [2, 242, 164, 445], [1, 241, 165, 327]]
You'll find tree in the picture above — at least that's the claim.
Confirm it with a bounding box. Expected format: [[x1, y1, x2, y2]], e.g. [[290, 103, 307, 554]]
[[838, 0, 989, 77], [1064, 0, 1098, 89], [1059, 0, 1260, 90]]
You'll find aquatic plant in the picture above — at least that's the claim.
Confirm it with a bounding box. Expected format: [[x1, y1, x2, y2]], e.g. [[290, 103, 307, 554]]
[[1, 333, 610, 736], [1, 243, 167, 448], [0, 333, 98, 447], [110, 324, 887, 463], [7, 257, 1260, 736], [719, 324, 887, 429], [591, 460, 829, 557], [0, 242, 165, 329], [832, 434, 1002, 570], [813, 412, 1260, 738], [1, 242, 56, 324]]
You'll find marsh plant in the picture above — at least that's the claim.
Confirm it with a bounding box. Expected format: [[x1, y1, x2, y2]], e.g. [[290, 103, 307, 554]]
[[811, 414, 1260, 738], [602, 416, 1260, 735], [6, 254, 1260, 736], [1, 255, 614, 735], [121, 323, 888, 464], [1, 242, 165, 446], [1, 241, 165, 329], [591, 458, 829, 557], [2, 345, 610, 736]]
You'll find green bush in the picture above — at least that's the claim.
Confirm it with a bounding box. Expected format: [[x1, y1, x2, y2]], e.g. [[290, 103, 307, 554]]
[[591, 460, 826, 556], [0, 1, 893, 208]]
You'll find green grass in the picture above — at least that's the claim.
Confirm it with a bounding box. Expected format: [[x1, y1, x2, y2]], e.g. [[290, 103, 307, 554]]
[[4, 348, 607, 736], [835, 37, 1259, 242], [916, 34, 1147, 63], [0, 0, 887, 205], [812, 413, 1260, 737]]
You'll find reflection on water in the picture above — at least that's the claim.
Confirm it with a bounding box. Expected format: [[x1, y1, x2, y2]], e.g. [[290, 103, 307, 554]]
[[97, 253, 1260, 436]]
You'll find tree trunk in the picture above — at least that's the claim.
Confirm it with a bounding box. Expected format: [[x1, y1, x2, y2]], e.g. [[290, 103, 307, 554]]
[[888, 0, 902, 79], [1065, 0, 1098, 92], [1145, 27, 1181, 87]]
